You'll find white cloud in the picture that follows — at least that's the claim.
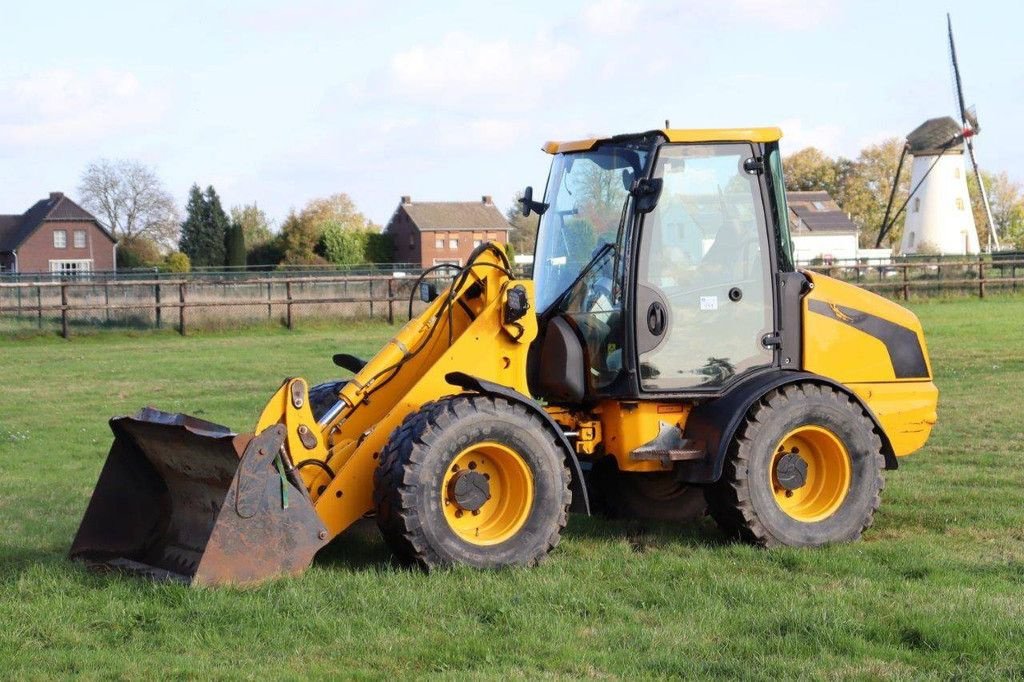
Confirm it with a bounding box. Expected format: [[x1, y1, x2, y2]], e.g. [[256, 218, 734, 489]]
[[725, 0, 840, 30], [0, 69, 165, 146], [583, 0, 644, 35], [389, 32, 579, 107], [778, 118, 844, 155]]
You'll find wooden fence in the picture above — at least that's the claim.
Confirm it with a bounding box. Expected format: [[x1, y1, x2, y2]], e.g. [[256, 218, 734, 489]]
[[0, 274, 423, 338], [2, 259, 1023, 338]]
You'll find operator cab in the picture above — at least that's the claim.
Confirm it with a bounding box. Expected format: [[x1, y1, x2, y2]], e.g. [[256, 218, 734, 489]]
[[527, 128, 798, 403]]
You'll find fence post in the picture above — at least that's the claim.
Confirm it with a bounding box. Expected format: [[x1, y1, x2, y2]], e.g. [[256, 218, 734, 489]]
[[978, 258, 986, 299], [387, 278, 394, 325], [155, 283, 162, 329], [368, 279, 374, 319], [178, 282, 187, 335], [36, 286, 42, 329], [902, 264, 909, 301], [104, 283, 110, 323], [286, 281, 293, 330], [60, 283, 69, 339], [266, 282, 272, 319]]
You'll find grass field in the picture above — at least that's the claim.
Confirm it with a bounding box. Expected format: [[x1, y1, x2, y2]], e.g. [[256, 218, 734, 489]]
[[1, 300, 1022, 679]]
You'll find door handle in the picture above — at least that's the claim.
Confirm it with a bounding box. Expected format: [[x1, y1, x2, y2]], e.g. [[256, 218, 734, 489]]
[[646, 301, 667, 336]]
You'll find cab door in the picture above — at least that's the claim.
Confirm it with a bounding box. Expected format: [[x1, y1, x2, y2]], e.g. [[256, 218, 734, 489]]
[[634, 143, 775, 391]]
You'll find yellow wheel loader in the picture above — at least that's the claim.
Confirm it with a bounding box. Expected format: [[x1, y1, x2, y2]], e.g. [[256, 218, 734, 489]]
[[70, 128, 939, 584]]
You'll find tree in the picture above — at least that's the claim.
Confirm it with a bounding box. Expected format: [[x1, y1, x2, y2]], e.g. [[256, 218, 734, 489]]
[[365, 230, 393, 263], [224, 222, 246, 267], [841, 139, 910, 248], [179, 184, 229, 267], [117, 236, 162, 269], [78, 158, 180, 248], [320, 222, 367, 265], [230, 203, 273, 249], [782, 147, 853, 197], [280, 193, 374, 265], [279, 211, 327, 265], [967, 170, 1024, 249]]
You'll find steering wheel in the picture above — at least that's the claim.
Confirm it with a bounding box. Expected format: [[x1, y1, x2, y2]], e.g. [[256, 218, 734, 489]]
[[582, 276, 614, 313]]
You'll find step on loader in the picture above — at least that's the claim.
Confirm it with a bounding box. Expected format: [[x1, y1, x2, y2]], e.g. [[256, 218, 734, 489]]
[[70, 128, 939, 585]]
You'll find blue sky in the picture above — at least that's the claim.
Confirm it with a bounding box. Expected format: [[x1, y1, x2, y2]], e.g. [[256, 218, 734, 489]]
[[2, 0, 1021, 229]]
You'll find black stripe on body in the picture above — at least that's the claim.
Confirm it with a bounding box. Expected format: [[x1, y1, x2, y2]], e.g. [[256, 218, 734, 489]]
[[807, 300, 929, 379]]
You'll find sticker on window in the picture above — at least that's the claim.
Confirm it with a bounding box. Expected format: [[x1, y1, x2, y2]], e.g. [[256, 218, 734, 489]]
[[699, 295, 718, 311]]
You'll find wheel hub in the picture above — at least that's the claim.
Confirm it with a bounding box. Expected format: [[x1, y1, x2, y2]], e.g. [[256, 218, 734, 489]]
[[447, 469, 490, 512], [774, 451, 808, 491]]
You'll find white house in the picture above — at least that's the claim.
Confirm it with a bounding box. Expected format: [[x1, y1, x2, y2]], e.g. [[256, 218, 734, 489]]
[[787, 191, 859, 263]]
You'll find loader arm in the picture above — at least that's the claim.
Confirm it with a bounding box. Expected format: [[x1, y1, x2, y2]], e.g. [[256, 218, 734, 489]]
[[255, 246, 539, 540]]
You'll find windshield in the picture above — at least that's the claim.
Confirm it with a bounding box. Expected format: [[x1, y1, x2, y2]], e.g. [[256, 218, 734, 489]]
[[533, 145, 651, 312]]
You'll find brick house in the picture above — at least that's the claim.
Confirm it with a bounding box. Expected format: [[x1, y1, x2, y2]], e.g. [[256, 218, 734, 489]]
[[384, 195, 511, 268], [0, 192, 116, 274]]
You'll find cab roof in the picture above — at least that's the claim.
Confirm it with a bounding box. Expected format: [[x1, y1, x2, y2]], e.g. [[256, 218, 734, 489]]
[[542, 127, 783, 154]]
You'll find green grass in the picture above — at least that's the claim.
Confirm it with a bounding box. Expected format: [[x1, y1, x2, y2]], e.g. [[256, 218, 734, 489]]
[[1, 301, 1023, 679]]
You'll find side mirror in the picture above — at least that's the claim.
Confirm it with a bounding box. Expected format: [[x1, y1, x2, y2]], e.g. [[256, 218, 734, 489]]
[[518, 186, 549, 217], [631, 178, 663, 214], [419, 281, 439, 303]]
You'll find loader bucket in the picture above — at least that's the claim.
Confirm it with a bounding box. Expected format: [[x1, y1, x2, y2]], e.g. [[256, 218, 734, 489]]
[[70, 408, 329, 586]]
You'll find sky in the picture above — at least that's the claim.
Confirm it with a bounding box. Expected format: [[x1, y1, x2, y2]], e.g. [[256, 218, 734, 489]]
[[2, 0, 1022, 230]]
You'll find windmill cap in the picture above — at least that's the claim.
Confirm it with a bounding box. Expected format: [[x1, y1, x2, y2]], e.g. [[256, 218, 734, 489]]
[[907, 117, 964, 155]]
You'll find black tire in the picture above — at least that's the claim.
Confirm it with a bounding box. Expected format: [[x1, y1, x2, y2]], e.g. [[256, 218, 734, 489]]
[[591, 459, 706, 524], [706, 383, 885, 547], [374, 395, 571, 569], [309, 380, 346, 422]]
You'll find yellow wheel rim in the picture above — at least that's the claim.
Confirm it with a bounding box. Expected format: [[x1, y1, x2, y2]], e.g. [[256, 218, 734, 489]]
[[441, 442, 534, 545], [770, 425, 851, 522]]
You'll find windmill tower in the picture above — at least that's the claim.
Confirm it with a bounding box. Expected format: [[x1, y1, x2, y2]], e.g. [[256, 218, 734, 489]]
[[879, 15, 998, 255], [899, 117, 980, 255]]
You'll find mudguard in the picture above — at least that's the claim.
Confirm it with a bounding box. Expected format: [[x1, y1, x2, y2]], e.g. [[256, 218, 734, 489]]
[[678, 370, 897, 484]]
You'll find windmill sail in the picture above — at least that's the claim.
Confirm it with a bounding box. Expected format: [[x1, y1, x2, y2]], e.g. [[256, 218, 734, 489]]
[[948, 13, 999, 250]]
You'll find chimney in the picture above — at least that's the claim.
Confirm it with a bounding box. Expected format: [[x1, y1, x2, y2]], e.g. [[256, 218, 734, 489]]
[[49, 192, 64, 202], [401, 195, 412, 205], [481, 195, 492, 205]]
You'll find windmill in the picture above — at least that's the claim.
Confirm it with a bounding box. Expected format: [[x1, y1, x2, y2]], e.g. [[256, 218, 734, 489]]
[[876, 14, 997, 255]]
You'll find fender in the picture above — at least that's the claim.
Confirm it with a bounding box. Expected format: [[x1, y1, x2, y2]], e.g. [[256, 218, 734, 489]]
[[678, 370, 897, 484], [445, 371, 591, 515]]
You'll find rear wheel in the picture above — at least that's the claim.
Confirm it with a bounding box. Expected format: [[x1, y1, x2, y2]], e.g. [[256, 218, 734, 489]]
[[706, 384, 884, 547], [374, 395, 571, 569]]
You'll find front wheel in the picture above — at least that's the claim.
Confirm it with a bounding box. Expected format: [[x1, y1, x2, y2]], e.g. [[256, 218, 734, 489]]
[[706, 384, 885, 547], [374, 395, 571, 569]]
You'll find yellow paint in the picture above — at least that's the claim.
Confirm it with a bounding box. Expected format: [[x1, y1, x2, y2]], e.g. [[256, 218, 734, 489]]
[[803, 272, 938, 457], [594, 400, 692, 472], [543, 127, 783, 154], [848, 381, 938, 457], [771, 425, 852, 522], [251, 247, 538, 540], [441, 442, 534, 545]]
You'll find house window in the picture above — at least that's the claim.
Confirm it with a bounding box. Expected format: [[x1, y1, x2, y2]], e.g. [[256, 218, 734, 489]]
[[955, 197, 965, 210], [435, 237, 444, 249], [473, 240, 482, 247], [74, 230, 87, 248], [486, 233, 496, 240], [53, 230, 67, 248], [49, 259, 92, 275], [812, 201, 826, 210], [955, 166, 961, 179], [449, 238, 458, 249], [433, 258, 462, 266], [913, 197, 920, 213], [908, 231, 916, 248], [408, 234, 415, 248]]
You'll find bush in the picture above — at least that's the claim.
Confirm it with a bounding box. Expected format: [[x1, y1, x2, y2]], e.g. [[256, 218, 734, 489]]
[[117, 237, 162, 268], [163, 251, 191, 273]]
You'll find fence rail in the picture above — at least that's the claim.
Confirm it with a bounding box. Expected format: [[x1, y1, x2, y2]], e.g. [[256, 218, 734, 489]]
[[0, 274, 428, 338], [2, 258, 1022, 338]]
